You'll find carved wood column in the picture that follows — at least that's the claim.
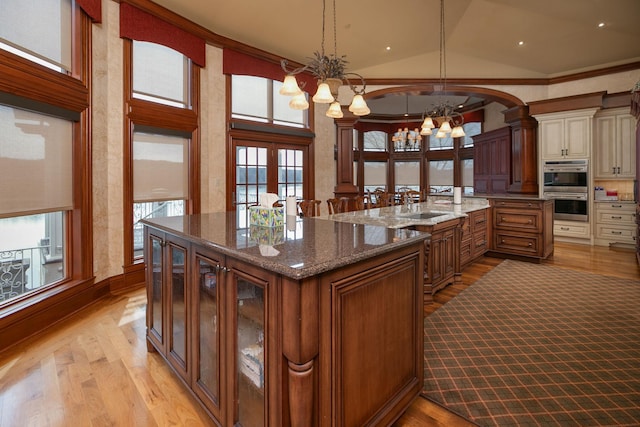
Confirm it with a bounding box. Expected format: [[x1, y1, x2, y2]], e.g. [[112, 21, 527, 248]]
[[333, 116, 359, 198], [503, 105, 539, 194], [281, 277, 319, 427]]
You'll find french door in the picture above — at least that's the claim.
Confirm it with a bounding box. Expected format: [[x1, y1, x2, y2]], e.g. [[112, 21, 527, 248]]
[[230, 138, 310, 228]]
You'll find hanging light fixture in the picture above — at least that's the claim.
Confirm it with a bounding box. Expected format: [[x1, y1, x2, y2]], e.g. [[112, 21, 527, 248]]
[[420, 0, 465, 138], [392, 95, 422, 151], [279, 0, 369, 118]]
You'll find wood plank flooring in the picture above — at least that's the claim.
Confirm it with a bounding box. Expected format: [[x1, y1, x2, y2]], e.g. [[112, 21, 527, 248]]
[[0, 242, 638, 427]]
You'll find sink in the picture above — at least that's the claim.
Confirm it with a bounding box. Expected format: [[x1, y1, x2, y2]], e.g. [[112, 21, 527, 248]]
[[405, 212, 447, 220]]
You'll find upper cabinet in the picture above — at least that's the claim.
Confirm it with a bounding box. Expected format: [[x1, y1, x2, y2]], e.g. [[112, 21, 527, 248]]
[[594, 108, 637, 179], [535, 109, 599, 161]]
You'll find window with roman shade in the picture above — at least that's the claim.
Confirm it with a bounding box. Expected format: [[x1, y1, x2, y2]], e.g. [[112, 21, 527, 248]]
[[0, 105, 73, 218], [133, 131, 189, 203]]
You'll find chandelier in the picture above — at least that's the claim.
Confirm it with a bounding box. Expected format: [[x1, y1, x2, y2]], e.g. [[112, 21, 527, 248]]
[[392, 96, 422, 151], [279, 0, 370, 118], [420, 0, 466, 139]]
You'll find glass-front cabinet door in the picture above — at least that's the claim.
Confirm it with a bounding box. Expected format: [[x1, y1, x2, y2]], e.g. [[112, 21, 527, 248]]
[[192, 250, 225, 422], [146, 232, 164, 350], [167, 238, 189, 380], [229, 267, 268, 427]]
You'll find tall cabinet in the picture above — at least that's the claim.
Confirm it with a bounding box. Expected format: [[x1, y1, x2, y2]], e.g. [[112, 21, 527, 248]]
[[534, 108, 598, 241], [594, 108, 636, 179]]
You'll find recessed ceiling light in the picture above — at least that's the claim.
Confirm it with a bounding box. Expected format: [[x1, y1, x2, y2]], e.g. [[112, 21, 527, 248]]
[[598, 22, 605, 28], [518, 41, 525, 46], [386, 46, 392, 51]]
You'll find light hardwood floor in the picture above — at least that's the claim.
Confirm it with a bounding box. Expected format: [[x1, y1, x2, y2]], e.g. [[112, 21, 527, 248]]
[[0, 242, 638, 427]]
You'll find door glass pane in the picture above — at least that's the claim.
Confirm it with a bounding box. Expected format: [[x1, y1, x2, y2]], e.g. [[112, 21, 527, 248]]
[[236, 146, 268, 228], [170, 243, 187, 365], [237, 279, 265, 427], [196, 255, 220, 403], [277, 148, 303, 199]]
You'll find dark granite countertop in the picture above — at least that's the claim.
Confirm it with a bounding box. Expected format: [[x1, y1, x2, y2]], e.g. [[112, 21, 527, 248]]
[[142, 212, 429, 280]]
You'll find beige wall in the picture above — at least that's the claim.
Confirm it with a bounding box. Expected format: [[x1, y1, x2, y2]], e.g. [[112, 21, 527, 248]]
[[90, 1, 639, 284]]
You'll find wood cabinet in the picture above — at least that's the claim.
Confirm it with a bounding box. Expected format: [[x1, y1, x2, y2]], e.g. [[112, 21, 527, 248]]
[[144, 218, 425, 427], [413, 217, 464, 300], [490, 198, 554, 261], [460, 208, 490, 268], [594, 108, 637, 179], [146, 229, 277, 426], [473, 127, 511, 194], [594, 201, 637, 247], [535, 109, 598, 160]]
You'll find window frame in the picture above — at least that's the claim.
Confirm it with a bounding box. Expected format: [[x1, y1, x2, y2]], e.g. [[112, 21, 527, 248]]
[[123, 39, 201, 269], [0, 3, 93, 309]]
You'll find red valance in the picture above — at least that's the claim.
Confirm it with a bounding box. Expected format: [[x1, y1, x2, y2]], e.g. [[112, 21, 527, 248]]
[[120, 3, 205, 67], [223, 48, 317, 93], [77, 0, 102, 23]]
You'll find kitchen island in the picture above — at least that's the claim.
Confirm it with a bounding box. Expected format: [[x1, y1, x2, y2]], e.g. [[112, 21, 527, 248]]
[[142, 213, 428, 427], [325, 198, 491, 301]]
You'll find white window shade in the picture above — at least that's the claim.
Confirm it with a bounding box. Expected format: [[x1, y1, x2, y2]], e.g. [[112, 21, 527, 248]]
[[0, 105, 73, 218], [133, 132, 189, 203], [395, 161, 420, 187], [0, 0, 72, 71], [462, 159, 474, 187], [429, 160, 453, 186], [133, 41, 189, 108], [364, 161, 387, 189]]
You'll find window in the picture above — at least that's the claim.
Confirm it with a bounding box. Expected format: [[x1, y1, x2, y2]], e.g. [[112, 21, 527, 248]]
[[394, 161, 420, 191], [0, 0, 73, 73], [429, 160, 454, 193], [364, 161, 388, 192], [364, 131, 387, 151], [231, 75, 307, 128], [132, 131, 189, 257], [124, 39, 199, 264], [0, 0, 91, 306], [133, 41, 190, 108]]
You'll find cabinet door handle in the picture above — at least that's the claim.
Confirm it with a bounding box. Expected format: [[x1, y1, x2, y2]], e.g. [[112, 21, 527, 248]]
[[612, 216, 622, 220], [560, 227, 570, 231], [528, 242, 533, 247], [528, 219, 533, 224], [612, 204, 623, 208], [617, 166, 621, 174], [611, 231, 622, 235], [612, 167, 616, 174]]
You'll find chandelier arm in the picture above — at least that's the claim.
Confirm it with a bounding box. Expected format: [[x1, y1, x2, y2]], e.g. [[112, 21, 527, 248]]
[[343, 72, 367, 94], [281, 59, 313, 76]]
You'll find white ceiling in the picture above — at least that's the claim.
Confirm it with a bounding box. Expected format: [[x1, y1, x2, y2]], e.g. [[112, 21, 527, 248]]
[[150, 0, 640, 114]]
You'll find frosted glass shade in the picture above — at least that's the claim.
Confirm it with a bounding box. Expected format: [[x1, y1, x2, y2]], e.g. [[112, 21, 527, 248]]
[[421, 117, 435, 129], [326, 101, 344, 118], [439, 120, 452, 133], [312, 82, 334, 103], [420, 127, 433, 135], [451, 125, 466, 138], [279, 75, 302, 96], [348, 94, 370, 116], [289, 92, 309, 110]]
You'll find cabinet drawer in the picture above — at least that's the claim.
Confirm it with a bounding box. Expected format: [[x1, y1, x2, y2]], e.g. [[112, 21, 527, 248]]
[[494, 231, 540, 256], [554, 221, 590, 238], [493, 199, 543, 210], [494, 209, 542, 232], [596, 202, 635, 213], [595, 224, 637, 242], [470, 208, 489, 228], [473, 230, 488, 255], [596, 211, 636, 225]]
